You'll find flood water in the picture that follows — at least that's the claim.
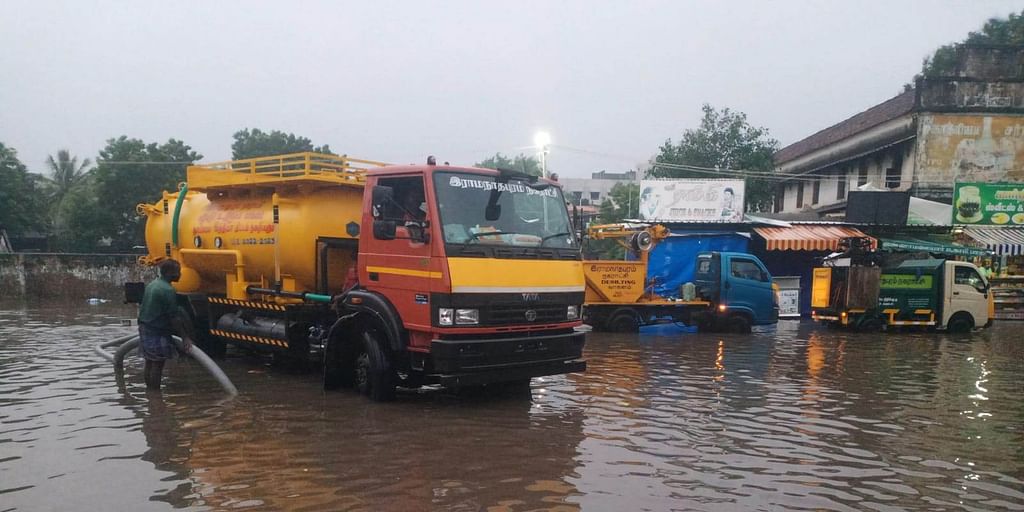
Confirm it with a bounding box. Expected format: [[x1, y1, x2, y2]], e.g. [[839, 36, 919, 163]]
[[2, 302, 1023, 511]]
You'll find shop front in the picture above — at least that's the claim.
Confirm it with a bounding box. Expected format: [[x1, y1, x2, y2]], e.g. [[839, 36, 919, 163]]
[[961, 226, 1024, 320], [751, 225, 874, 316]]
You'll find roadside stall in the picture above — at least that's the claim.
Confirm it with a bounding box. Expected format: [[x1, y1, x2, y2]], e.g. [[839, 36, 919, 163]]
[[960, 226, 1024, 320], [751, 224, 874, 316], [950, 183, 1024, 320]]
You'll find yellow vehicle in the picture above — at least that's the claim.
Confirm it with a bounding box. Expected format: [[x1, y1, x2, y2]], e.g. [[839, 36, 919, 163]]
[[134, 152, 587, 401], [583, 223, 778, 332]]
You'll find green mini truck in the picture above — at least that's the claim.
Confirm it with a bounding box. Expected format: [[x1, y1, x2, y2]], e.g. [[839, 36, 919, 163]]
[[814, 259, 994, 332]]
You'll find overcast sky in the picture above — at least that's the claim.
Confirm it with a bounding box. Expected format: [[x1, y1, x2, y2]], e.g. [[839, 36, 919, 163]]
[[1, 1, 1019, 178]]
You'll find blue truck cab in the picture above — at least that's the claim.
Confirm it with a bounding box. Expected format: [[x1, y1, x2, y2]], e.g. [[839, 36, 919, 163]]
[[694, 251, 779, 332]]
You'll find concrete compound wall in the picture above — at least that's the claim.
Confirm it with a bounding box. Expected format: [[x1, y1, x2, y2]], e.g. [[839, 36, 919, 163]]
[[0, 253, 153, 301]]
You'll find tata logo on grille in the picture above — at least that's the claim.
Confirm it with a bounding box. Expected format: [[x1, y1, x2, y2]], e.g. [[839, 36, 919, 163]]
[[521, 293, 540, 302], [524, 309, 538, 321]]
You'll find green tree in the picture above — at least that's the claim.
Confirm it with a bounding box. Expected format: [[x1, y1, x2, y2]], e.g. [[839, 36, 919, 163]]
[[231, 128, 333, 159], [649, 105, 778, 212], [45, 150, 93, 235], [45, 149, 92, 202], [475, 153, 544, 177], [908, 9, 1024, 88], [0, 142, 49, 237], [59, 136, 201, 252], [597, 182, 640, 223]]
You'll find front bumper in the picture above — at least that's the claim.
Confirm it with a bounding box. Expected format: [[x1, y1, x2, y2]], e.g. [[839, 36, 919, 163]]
[[429, 330, 586, 386]]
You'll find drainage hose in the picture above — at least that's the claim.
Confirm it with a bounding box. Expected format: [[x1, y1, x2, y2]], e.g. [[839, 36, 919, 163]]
[[94, 333, 138, 362], [95, 332, 237, 396]]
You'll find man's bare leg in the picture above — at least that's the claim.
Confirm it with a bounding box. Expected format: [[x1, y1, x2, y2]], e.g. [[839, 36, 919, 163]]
[[144, 360, 165, 390]]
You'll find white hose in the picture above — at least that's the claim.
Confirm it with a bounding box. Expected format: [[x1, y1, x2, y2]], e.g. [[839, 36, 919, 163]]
[[171, 335, 238, 396], [96, 332, 237, 396]]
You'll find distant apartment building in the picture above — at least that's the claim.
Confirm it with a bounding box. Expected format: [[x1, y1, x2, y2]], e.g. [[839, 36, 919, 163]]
[[560, 170, 638, 206], [774, 45, 1024, 215]]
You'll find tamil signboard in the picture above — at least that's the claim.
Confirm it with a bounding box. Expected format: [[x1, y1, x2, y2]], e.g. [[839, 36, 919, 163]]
[[638, 179, 744, 222], [953, 182, 1024, 225], [917, 114, 1024, 193]]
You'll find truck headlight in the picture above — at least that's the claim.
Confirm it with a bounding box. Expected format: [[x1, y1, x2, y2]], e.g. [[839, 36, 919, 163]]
[[567, 305, 579, 320], [455, 309, 479, 325], [439, 308, 454, 326]]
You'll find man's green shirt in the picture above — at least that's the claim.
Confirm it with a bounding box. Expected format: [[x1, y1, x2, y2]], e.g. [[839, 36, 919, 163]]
[[138, 278, 178, 334]]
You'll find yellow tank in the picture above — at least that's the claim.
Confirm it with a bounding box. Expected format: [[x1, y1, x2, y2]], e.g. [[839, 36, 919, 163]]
[[140, 152, 386, 296]]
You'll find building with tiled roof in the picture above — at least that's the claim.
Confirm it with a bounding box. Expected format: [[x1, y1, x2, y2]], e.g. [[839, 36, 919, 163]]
[[774, 45, 1024, 215]]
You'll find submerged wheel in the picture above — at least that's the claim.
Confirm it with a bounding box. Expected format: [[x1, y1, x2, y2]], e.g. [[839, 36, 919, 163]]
[[947, 313, 974, 333], [354, 330, 397, 402], [728, 314, 752, 334], [607, 312, 640, 333], [857, 317, 882, 332]]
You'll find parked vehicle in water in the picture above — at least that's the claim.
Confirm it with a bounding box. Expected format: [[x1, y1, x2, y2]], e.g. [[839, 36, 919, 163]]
[[130, 152, 587, 401], [811, 237, 994, 332], [582, 223, 778, 333]]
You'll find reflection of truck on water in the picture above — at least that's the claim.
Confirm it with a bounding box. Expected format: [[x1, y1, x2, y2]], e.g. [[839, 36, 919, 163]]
[[136, 152, 586, 401], [582, 224, 778, 333], [811, 237, 994, 332]]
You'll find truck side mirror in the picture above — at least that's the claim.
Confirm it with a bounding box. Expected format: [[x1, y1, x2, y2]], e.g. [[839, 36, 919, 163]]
[[371, 186, 394, 220], [485, 203, 501, 221], [406, 222, 430, 244], [373, 219, 396, 240]]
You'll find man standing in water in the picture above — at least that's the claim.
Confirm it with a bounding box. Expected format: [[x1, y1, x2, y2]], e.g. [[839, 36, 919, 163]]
[[138, 259, 191, 391]]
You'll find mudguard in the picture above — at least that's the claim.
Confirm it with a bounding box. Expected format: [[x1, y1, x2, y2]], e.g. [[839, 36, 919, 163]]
[[336, 289, 406, 353]]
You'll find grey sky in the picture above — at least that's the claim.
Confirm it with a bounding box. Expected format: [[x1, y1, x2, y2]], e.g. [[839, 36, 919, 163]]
[[1, 0, 1019, 178]]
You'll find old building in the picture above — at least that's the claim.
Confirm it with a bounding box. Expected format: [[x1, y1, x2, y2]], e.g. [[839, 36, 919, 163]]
[[560, 170, 637, 207], [774, 45, 1024, 215]]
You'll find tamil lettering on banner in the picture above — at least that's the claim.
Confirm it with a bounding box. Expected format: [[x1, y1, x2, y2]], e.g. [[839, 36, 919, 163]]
[[953, 182, 1024, 225], [639, 179, 744, 222], [917, 114, 1024, 189]]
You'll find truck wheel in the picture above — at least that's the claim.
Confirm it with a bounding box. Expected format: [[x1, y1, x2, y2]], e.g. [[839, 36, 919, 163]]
[[728, 314, 752, 334], [608, 312, 640, 333], [354, 330, 397, 402], [857, 317, 882, 332], [947, 314, 974, 333]]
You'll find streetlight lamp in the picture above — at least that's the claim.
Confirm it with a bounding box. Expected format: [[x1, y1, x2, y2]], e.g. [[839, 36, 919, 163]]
[[534, 131, 551, 179]]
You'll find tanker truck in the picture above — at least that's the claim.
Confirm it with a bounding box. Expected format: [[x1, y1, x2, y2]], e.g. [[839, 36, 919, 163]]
[[134, 152, 586, 401]]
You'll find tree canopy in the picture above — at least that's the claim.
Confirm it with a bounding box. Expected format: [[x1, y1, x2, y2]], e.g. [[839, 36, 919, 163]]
[[648, 105, 778, 212], [231, 128, 333, 159], [0, 142, 49, 236], [909, 9, 1024, 87], [45, 149, 92, 207], [56, 136, 201, 251], [597, 182, 640, 224], [475, 153, 544, 177]]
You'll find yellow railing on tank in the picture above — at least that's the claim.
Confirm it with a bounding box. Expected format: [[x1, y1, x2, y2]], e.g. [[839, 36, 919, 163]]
[[186, 152, 390, 191]]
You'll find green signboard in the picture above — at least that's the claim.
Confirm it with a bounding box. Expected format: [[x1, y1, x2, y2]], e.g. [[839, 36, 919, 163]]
[[880, 274, 933, 290], [953, 182, 1024, 225]]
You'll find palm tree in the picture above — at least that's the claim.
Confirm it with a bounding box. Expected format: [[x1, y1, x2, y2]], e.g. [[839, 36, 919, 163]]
[[46, 149, 92, 205]]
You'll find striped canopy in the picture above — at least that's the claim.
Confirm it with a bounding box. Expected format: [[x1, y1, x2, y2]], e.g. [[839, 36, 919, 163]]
[[962, 227, 1024, 256], [753, 226, 874, 251]]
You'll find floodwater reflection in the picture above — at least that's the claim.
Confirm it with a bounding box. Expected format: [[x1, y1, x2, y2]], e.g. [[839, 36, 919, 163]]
[[2, 303, 1023, 511]]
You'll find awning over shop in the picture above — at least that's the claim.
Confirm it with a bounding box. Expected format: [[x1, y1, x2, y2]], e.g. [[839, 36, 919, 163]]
[[753, 226, 873, 251], [878, 236, 991, 257], [962, 227, 1024, 256]]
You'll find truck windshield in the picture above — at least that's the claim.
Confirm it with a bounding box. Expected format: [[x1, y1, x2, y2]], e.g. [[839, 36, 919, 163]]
[[433, 171, 576, 249]]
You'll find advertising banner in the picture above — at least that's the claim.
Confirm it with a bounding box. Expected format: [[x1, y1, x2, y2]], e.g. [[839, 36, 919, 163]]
[[638, 179, 744, 222], [917, 115, 1024, 190], [952, 182, 1024, 225]]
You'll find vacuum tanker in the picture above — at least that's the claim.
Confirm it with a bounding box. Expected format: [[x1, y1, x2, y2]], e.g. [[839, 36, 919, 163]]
[[135, 152, 587, 401]]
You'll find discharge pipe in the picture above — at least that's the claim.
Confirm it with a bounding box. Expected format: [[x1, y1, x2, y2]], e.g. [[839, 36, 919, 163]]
[[246, 286, 332, 303], [94, 332, 237, 396]]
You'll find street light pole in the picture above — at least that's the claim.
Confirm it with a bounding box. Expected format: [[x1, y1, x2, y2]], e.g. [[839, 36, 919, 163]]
[[534, 131, 551, 179]]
